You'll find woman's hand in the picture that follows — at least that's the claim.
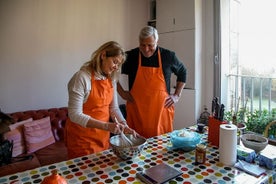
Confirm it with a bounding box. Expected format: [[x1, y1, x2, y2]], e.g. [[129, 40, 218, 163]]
[[123, 125, 140, 138], [107, 119, 140, 138], [107, 122, 125, 134], [114, 121, 140, 138]]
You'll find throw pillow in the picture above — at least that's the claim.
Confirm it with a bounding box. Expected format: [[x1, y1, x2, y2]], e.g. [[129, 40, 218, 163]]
[[3, 118, 33, 157], [9, 118, 33, 130], [4, 129, 24, 157], [23, 116, 55, 153]]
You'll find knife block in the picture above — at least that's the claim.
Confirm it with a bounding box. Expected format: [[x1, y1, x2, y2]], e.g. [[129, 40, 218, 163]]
[[208, 116, 227, 147]]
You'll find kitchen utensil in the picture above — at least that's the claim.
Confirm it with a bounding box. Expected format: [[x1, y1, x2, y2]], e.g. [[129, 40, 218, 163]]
[[219, 104, 225, 121], [114, 116, 133, 147]]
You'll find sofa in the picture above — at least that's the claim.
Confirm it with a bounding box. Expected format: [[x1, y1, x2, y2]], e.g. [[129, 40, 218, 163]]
[[0, 107, 68, 177]]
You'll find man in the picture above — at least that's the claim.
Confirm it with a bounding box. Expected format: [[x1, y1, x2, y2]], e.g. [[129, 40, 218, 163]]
[[117, 26, 187, 138]]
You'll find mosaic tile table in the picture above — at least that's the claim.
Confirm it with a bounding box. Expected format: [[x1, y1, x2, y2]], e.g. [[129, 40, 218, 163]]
[[0, 126, 275, 184]]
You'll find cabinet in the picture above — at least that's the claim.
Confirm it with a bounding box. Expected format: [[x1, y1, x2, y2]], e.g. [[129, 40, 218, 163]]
[[156, 0, 195, 90], [156, 0, 195, 33], [173, 88, 196, 130], [155, 0, 197, 128], [158, 30, 195, 89]]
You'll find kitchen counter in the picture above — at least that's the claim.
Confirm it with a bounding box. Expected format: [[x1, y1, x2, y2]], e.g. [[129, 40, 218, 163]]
[[0, 126, 275, 184]]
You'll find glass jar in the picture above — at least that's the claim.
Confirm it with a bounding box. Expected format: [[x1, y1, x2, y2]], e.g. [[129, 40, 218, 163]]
[[195, 144, 206, 164]]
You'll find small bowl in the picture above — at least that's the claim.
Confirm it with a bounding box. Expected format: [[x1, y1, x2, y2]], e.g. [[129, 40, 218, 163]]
[[197, 123, 205, 133], [110, 135, 147, 160], [237, 123, 247, 134], [241, 134, 268, 153]]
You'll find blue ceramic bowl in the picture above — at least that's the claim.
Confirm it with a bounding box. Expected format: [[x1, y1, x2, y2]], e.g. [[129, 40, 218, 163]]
[[169, 130, 202, 151]]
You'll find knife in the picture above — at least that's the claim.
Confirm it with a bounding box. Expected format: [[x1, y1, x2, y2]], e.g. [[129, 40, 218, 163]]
[[214, 98, 220, 119], [212, 97, 218, 117], [219, 104, 225, 121]]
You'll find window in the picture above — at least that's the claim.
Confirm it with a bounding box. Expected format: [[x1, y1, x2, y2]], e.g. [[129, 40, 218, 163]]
[[219, 0, 276, 139]]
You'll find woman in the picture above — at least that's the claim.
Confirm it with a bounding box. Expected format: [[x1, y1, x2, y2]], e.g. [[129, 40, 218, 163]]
[[65, 41, 136, 159]]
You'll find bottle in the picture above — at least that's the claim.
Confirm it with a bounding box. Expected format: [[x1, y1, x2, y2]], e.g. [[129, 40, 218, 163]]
[[195, 144, 206, 164]]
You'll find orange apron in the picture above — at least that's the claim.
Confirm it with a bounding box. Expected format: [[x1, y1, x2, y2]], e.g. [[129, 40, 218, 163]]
[[126, 49, 174, 138], [65, 72, 113, 159]]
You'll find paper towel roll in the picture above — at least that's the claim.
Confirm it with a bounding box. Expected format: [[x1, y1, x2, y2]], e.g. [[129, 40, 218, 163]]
[[219, 124, 237, 166]]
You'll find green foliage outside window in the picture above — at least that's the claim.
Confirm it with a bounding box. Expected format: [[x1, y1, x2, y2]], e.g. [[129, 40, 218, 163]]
[[224, 108, 276, 138]]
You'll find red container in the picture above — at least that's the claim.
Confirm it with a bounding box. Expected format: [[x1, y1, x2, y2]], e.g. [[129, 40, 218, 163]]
[[207, 116, 227, 147]]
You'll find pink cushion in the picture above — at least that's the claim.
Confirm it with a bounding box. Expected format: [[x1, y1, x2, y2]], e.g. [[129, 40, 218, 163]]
[[4, 129, 25, 157], [3, 118, 33, 157], [23, 116, 55, 153], [9, 118, 33, 130]]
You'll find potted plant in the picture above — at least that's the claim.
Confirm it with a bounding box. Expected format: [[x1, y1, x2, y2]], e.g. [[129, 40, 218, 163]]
[[224, 108, 276, 145]]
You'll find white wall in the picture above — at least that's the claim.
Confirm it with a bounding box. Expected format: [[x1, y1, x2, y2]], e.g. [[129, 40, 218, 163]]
[[0, 0, 148, 113], [201, 0, 215, 112], [0, 0, 215, 124]]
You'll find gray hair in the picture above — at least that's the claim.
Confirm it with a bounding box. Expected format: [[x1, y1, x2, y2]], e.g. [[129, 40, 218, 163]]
[[139, 26, 159, 42]]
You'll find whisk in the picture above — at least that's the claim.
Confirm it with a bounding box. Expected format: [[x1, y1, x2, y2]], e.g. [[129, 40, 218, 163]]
[[114, 116, 133, 147]]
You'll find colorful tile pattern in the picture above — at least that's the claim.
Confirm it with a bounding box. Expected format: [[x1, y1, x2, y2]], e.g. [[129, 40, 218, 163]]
[[0, 126, 275, 184]]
